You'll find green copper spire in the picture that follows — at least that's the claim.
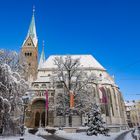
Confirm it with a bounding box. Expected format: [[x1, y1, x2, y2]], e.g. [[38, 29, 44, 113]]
[[39, 41, 46, 68], [27, 6, 38, 46], [41, 40, 45, 62]]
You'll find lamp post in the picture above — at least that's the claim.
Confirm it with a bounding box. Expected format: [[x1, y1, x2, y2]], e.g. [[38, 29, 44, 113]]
[[20, 94, 29, 140]]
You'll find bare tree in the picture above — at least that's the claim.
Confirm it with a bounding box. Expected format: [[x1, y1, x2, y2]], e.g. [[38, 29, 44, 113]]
[[0, 49, 28, 80], [52, 56, 96, 126]]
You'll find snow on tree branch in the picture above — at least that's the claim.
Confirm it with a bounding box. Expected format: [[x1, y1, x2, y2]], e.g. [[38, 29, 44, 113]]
[[52, 56, 97, 117], [0, 54, 29, 135]]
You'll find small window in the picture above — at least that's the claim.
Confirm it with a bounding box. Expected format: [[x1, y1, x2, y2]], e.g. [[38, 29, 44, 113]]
[[25, 52, 30, 56], [34, 84, 39, 88], [28, 43, 31, 46], [51, 92, 54, 96], [99, 73, 102, 77], [41, 84, 47, 88]]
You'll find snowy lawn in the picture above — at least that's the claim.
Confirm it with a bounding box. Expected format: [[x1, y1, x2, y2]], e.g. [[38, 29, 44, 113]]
[[55, 130, 128, 140], [0, 129, 45, 140]]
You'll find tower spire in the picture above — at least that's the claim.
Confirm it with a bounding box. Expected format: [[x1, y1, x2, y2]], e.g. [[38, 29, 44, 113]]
[[26, 7, 38, 47], [39, 40, 46, 68], [42, 40, 45, 62]]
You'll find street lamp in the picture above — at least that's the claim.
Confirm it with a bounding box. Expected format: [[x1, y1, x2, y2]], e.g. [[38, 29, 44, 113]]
[[20, 94, 29, 140]]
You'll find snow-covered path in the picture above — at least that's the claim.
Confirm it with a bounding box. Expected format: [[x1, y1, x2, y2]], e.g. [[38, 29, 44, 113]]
[[114, 130, 132, 140], [124, 131, 135, 140]]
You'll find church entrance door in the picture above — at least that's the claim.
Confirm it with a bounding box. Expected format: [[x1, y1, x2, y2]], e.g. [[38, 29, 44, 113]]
[[35, 112, 40, 127], [41, 112, 45, 127]]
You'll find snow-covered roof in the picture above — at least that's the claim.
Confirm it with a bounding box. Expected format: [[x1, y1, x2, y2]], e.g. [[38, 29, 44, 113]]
[[39, 55, 105, 71]]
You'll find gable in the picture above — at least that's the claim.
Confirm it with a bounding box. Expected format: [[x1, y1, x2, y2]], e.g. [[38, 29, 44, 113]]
[[22, 36, 35, 48]]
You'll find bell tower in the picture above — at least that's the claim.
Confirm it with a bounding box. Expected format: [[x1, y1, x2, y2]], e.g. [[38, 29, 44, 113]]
[[21, 7, 38, 82]]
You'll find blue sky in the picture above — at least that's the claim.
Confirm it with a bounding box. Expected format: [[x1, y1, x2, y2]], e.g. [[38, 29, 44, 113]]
[[0, 0, 140, 100]]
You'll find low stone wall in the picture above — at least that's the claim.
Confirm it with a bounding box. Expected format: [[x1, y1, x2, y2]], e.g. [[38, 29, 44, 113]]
[[54, 116, 65, 127], [72, 116, 81, 127], [108, 126, 120, 133], [63, 127, 77, 133]]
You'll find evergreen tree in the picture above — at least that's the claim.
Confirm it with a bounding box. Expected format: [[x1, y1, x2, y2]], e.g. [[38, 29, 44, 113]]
[[87, 104, 109, 136]]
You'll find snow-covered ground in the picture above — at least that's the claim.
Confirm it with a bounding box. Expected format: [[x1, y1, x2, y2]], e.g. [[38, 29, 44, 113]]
[[0, 128, 130, 140], [35, 127, 52, 136], [55, 130, 128, 140], [0, 129, 45, 140]]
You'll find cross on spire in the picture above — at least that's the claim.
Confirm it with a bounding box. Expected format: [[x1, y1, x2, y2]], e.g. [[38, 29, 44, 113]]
[[33, 5, 35, 15]]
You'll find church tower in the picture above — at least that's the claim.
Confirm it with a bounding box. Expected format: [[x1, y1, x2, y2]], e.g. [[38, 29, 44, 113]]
[[21, 8, 38, 82]]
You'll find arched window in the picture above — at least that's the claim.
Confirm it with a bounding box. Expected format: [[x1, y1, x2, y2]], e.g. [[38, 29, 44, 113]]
[[107, 88, 114, 116], [99, 86, 110, 116], [34, 84, 39, 88], [41, 84, 47, 88]]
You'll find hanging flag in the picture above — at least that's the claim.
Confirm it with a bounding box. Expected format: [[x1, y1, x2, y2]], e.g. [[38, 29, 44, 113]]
[[99, 86, 108, 104], [45, 90, 48, 110], [70, 91, 74, 109]]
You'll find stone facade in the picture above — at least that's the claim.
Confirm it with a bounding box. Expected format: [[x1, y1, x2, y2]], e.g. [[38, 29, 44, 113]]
[[125, 100, 140, 128], [24, 55, 127, 131], [21, 40, 38, 82]]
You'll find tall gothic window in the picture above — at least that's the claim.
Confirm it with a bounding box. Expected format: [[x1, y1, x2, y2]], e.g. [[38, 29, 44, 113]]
[[100, 87, 110, 116], [107, 88, 114, 116]]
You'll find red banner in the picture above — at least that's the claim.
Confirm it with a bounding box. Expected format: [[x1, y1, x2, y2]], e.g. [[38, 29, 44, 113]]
[[70, 91, 74, 108]]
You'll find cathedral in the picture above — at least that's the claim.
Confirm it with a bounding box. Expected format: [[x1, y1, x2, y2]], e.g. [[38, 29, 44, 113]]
[[21, 10, 127, 132]]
